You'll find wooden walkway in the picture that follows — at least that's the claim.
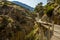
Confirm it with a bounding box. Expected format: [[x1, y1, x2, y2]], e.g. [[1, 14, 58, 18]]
[[51, 25, 60, 40], [36, 19, 60, 40]]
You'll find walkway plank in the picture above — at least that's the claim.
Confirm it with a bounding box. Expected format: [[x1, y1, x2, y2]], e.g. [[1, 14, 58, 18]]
[[36, 19, 60, 40]]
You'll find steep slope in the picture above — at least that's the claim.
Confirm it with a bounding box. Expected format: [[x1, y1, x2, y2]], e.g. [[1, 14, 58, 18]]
[[0, 1, 36, 40]]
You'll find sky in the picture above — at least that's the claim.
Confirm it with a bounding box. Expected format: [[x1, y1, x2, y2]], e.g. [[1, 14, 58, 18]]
[[8, 0, 47, 8]]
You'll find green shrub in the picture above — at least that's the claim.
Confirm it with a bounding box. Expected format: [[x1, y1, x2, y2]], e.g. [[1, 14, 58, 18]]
[[46, 6, 54, 17]]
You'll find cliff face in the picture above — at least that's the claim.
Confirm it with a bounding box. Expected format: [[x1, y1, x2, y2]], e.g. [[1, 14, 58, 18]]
[[0, 2, 39, 40], [41, 3, 60, 25], [0, 1, 36, 40]]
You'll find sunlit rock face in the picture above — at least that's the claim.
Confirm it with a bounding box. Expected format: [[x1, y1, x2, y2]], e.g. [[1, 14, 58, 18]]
[[41, 3, 60, 24], [53, 5, 60, 24]]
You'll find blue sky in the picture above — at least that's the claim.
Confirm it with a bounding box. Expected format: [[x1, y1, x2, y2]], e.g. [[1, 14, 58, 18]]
[[8, 0, 47, 8]]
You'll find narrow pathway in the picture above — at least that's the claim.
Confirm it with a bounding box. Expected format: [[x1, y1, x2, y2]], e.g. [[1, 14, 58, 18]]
[[36, 19, 60, 40], [51, 25, 60, 40]]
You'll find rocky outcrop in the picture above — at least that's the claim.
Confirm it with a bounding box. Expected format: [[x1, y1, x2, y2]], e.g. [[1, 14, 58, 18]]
[[0, 1, 36, 40]]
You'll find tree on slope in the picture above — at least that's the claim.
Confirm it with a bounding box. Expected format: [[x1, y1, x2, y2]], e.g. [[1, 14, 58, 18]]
[[34, 2, 44, 18]]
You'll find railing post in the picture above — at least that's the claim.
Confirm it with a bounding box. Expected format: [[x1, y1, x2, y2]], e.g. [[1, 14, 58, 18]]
[[52, 21, 54, 35], [48, 25, 50, 40], [39, 23, 44, 40], [47, 18, 50, 40]]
